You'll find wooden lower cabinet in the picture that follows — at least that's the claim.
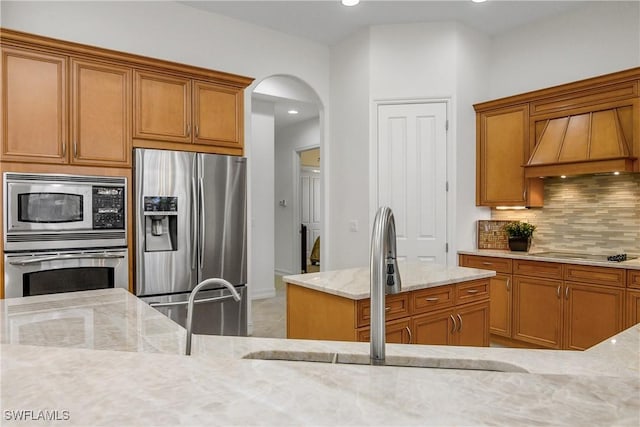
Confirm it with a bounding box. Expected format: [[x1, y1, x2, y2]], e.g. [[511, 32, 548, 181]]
[[489, 273, 511, 337], [625, 289, 640, 328], [286, 281, 489, 346], [564, 282, 624, 351], [356, 318, 412, 344], [513, 276, 563, 349]]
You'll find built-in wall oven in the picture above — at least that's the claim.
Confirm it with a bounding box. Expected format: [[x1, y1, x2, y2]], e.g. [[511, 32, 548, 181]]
[[3, 172, 129, 298]]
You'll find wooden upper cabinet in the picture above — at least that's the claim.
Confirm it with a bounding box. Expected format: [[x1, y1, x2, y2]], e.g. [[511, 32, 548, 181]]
[[71, 59, 132, 167], [1, 47, 67, 164], [476, 104, 542, 207], [134, 71, 191, 143], [193, 81, 242, 148]]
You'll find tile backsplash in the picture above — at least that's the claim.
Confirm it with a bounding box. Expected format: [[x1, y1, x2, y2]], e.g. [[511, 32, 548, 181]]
[[491, 174, 640, 254]]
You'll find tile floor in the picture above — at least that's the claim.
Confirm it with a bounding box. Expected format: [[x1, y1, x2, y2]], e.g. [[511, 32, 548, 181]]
[[250, 275, 286, 338]]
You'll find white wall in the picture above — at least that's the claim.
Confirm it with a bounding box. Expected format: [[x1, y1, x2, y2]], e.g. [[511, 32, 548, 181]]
[[274, 118, 320, 275], [250, 100, 276, 300], [328, 29, 371, 270], [1, 0, 331, 297], [489, 1, 640, 98]]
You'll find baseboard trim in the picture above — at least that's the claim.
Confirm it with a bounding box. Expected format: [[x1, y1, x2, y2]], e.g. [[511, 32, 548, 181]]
[[251, 288, 276, 300], [275, 268, 294, 276]]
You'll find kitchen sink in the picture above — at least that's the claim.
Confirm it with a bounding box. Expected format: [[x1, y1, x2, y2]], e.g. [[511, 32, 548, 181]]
[[242, 350, 529, 373]]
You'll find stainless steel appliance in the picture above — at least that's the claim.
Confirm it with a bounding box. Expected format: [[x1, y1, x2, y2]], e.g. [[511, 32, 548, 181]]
[[3, 172, 129, 297], [134, 148, 247, 336], [3, 172, 126, 251]]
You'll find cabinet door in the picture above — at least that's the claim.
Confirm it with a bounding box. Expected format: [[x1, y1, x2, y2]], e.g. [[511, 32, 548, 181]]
[[411, 308, 455, 346], [489, 274, 512, 338], [1, 47, 67, 163], [356, 317, 411, 344], [193, 81, 242, 149], [626, 289, 640, 328], [477, 104, 541, 207], [134, 71, 191, 143], [513, 276, 563, 349], [563, 283, 624, 351], [71, 59, 131, 166], [455, 301, 490, 347]]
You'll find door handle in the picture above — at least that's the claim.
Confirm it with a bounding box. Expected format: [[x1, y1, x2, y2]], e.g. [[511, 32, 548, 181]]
[[73, 141, 78, 158], [195, 125, 199, 138], [425, 297, 439, 302], [457, 314, 463, 333], [565, 286, 570, 300], [450, 314, 457, 334], [466, 289, 479, 294], [199, 176, 205, 270], [557, 285, 561, 298], [187, 124, 191, 137], [9, 253, 124, 265], [405, 326, 412, 344], [506, 277, 511, 292], [62, 142, 66, 157], [191, 176, 198, 271]]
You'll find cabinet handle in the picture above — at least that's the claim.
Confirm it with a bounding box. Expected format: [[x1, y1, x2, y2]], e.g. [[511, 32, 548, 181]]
[[73, 141, 77, 158], [450, 314, 457, 334], [187, 124, 191, 137], [457, 314, 463, 333], [557, 285, 561, 298], [62, 142, 66, 157], [523, 189, 527, 200], [385, 306, 391, 312], [482, 262, 492, 266], [195, 125, 199, 137], [405, 326, 412, 344], [565, 286, 570, 300], [506, 277, 511, 292], [466, 289, 479, 294], [425, 297, 439, 302]]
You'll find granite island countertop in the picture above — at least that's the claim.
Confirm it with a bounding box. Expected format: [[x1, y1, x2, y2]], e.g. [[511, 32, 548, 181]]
[[283, 262, 496, 299], [1, 289, 639, 426]]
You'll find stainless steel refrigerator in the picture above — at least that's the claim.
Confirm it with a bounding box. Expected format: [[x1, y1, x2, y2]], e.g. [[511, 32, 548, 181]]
[[134, 148, 247, 336]]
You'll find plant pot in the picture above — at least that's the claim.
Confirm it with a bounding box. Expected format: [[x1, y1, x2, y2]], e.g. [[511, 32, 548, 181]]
[[508, 237, 531, 252]]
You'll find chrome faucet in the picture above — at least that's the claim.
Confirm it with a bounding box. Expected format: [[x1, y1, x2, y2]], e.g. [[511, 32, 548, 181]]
[[370, 206, 402, 365]]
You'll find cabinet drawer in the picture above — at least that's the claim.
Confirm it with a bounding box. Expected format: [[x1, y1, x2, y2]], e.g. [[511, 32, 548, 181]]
[[564, 264, 625, 288], [411, 285, 455, 315], [459, 255, 512, 274], [456, 279, 490, 305], [513, 260, 563, 279], [628, 270, 640, 289], [357, 293, 410, 328]]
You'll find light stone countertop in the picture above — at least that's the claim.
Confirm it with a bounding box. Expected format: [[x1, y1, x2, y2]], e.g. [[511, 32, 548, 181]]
[[1, 288, 639, 426], [459, 249, 640, 270], [283, 262, 496, 299]]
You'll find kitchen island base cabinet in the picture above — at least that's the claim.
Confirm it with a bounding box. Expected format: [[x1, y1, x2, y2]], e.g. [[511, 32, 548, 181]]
[[286, 279, 490, 347]]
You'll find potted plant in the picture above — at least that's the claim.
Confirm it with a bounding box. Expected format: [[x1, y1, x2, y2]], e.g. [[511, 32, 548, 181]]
[[503, 221, 536, 252]]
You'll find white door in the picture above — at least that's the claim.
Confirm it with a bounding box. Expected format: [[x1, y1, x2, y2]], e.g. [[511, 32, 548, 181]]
[[300, 167, 321, 262], [376, 102, 448, 264]]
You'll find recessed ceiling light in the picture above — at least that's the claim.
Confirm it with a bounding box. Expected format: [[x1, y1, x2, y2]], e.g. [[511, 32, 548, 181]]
[[471, 0, 488, 3], [342, 0, 360, 6], [287, 110, 299, 115]]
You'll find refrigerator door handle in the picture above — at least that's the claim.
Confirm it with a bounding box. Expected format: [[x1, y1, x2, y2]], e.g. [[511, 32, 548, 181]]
[[199, 176, 205, 270], [191, 176, 198, 271]]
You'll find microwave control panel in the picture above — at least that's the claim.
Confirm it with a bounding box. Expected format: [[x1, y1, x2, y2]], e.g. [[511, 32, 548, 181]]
[[92, 186, 125, 229]]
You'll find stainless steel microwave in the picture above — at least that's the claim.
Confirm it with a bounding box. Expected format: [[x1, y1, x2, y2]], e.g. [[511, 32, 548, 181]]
[[3, 173, 127, 251]]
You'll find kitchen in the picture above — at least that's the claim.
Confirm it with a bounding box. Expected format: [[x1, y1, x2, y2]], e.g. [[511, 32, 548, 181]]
[[1, 1, 640, 425]]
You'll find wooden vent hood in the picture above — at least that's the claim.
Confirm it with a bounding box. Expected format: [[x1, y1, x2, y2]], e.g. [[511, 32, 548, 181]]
[[524, 106, 636, 178]]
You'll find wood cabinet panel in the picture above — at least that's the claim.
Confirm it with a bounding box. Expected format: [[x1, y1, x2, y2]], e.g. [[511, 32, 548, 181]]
[[456, 301, 490, 347], [564, 264, 626, 287], [512, 276, 563, 349], [626, 289, 640, 328], [356, 318, 412, 344], [563, 283, 624, 351], [1, 47, 67, 163], [513, 259, 563, 280], [134, 71, 191, 143], [410, 285, 454, 315], [628, 270, 640, 289], [193, 81, 242, 148], [71, 59, 131, 167], [411, 308, 455, 346], [488, 273, 512, 338], [459, 255, 512, 274], [477, 105, 532, 206], [357, 293, 410, 328], [456, 279, 490, 305]]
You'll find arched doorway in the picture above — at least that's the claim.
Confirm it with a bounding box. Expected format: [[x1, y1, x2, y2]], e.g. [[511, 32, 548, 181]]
[[248, 75, 324, 337]]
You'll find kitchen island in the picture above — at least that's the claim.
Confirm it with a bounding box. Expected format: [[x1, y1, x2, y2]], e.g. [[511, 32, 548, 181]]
[[1, 288, 639, 426], [283, 262, 496, 345]]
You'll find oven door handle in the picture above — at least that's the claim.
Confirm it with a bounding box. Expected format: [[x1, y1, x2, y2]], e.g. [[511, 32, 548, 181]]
[[9, 253, 125, 266]]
